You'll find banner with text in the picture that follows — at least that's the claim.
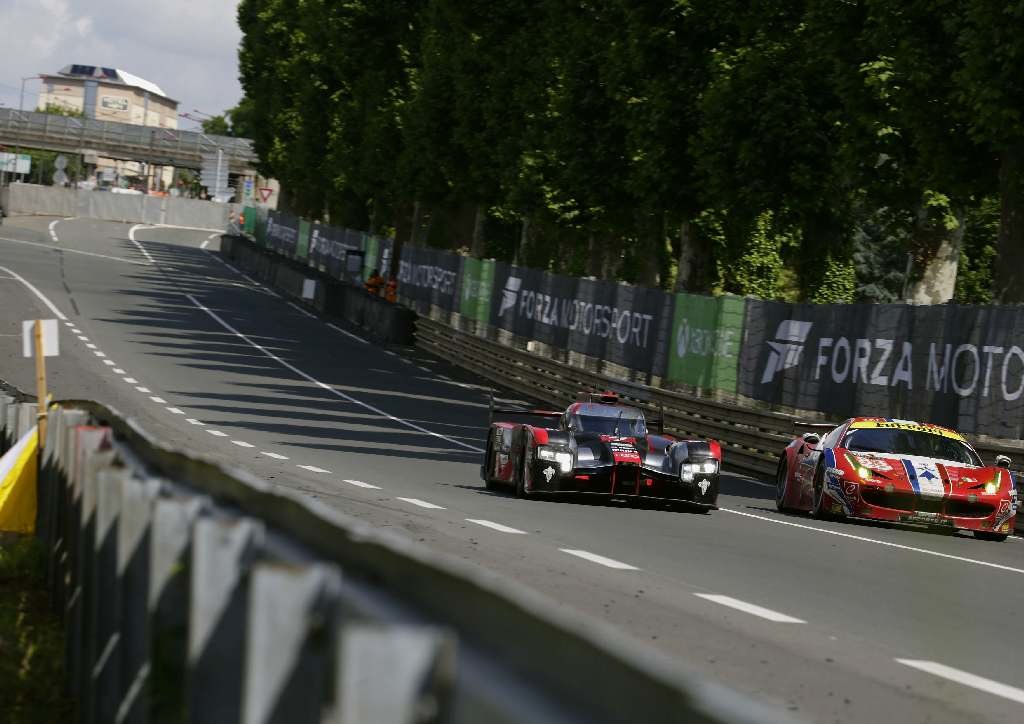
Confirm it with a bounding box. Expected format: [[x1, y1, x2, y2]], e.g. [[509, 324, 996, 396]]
[[666, 294, 746, 392]]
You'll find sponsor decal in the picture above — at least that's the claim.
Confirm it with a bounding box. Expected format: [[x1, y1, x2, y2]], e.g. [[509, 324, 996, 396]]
[[543, 466, 556, 483], [852, 454, 893, 472], [499, 276, 522, 316], [992, 499, 1015, 530], [608, 439, 641, 464], [849, 419, 965, 442], [823, 449, 854, 514], [397, 261, 457, 296], [698, 478, 710, 495], [761, 320, 814, 383]]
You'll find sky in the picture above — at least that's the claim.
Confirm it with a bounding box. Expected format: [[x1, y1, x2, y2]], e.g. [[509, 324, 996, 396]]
[[0, 0, 243, 129]]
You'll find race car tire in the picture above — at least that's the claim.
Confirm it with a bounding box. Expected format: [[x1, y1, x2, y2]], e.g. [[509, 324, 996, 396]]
[[775, 458, 789, 512], [515, 442, 533, 499], [810, 462, 834, 520], [973, 531, 1008, 542]]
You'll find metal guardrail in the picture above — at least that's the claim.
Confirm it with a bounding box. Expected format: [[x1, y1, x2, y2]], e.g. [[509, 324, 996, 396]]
[[0, 384, 789, 724], [0, 108, 258, 172]]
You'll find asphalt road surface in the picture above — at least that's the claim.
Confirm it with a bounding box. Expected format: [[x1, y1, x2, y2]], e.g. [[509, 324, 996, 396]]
[[2, 215, 1023, 723]]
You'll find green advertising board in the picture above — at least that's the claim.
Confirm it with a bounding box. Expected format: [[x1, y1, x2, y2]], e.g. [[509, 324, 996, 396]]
[[297, 219, 311, 260], [459, 258, 495, 322], [243, 205, 257, 234], [665, 294, 746, 392]]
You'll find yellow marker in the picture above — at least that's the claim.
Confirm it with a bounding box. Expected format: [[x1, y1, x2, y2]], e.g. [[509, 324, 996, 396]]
[[0, 426, 38, 534]]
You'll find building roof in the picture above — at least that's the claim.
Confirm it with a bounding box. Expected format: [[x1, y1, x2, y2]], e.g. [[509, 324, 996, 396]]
[[49, 64, 175, 103]]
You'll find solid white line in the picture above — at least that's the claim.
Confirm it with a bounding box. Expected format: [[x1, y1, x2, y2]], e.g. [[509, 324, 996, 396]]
[[231, 440, 255, 448], [0, 265, 68, 320], [207, 430, 228, 437], [0, 236, 147, 265], [288, 301, 316, 319], [326, 322, 368, 345], [260, 451, 288, 460], [166, 407, 185, 415], [466, 519, 528, 535], [720, 508, 1024, 575], [298, 465, 330, 473], [343, 479, 381, 490], [895, 659, 1024, 705], [559, 549, 639, 570], [186, 418, 205, 426], [396, 497, 445, 510], [128, 224, 157, 264], [48, 219, 60, 242], [693, 594, 806, 623], [205, 252, 281, 297], [135, 386, 151, 393], [186, 295, 483, 452], [417, 365, 431, 373]]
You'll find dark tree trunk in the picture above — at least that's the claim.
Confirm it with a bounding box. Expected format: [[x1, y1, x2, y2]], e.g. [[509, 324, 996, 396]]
[[471, 204, 486, 258], [586, 231, 603, 278], [907, 199, 964, 304], [674, 220, 694, 292], [995, 144, 1024, 302]]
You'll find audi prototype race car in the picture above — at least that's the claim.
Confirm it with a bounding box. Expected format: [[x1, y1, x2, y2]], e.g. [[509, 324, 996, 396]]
[[481, 392, 722, 508], [776, 417, 1018, 541]]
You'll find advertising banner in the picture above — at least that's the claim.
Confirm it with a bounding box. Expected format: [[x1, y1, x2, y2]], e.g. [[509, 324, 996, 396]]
[[665, 294, 746, 392], [266, 211, 299, 258], [458, 257, 495, 323], [397, 246, 461, 311]]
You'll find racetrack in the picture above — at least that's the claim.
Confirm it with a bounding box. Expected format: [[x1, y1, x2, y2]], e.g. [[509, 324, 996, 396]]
[[2, 216, 1022, 723]]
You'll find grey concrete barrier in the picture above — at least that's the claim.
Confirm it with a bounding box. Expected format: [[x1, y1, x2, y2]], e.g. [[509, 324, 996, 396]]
[[0, 384, 792, 723]]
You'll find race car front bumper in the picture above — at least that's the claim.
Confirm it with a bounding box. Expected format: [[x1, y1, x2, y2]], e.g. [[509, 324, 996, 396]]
[[528, 460, 719, 506], [830, 484, 1017, 534]]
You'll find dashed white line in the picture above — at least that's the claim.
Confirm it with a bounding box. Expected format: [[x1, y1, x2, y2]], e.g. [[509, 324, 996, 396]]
[[260, 451, 288, 460], [721, 508, 1024, 575], [559, 549, 639, 571], [396, 497, 445, 510], [136, 386, 151, 393], [94, 351, 106, 358], [149, 396, 167, 404], [288, 301, 317, 319], [48, 219, 60, 242], [342, 479, 381, 490], [0, 265, 68, 320], [326, 322, 368, 345], [466, 519, 528, 535], [207, 430, 228, 437], [186, 418, 205, 426], [187, 294, 483, 453], [231, 440, 255, 448], [102, 360, 116, 366], [63, 321, 75, 328], [112, 368, 125, 374], [166, 407, 185, 415], [895, 659, 1024, 705], [123, 377, 137, 384], [298, 465, 331, 473], [78, 336, 89, 342], [693, 594, 806, 623], [85, 343, 96, 349], [128, 224, 157, 264]]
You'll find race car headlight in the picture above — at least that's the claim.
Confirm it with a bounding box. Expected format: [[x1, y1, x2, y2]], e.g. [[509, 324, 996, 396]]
[[537, 446, 573, 473], [984, 481, 998, 495], [857, 466, 872, 480], [680, 460, 718, 482]]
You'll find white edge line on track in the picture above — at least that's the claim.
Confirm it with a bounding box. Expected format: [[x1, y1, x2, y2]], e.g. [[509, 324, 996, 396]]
[[0, 265, 68, 320], [720, 508, 1024, 575], [288, 301, 317, 319], [342, 479, 381, 489], [396, 497, 445, 510], [326, 322, 368, 345], [0, 236, 147, 266], [693, 593, 806, 623], [128, 224, 158, 265], [895, 659, 1024, 705], [466, 519, 528, 535], [48, 219, 60, 242], [185, 294, 484, 453], [559, 549, 639, 570]]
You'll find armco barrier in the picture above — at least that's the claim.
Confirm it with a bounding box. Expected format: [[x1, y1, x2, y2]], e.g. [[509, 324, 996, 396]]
[[0, 384, 790, 724]]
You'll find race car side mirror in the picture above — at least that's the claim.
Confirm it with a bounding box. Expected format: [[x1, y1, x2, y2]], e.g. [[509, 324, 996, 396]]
[[995, 454, 1011, 469]]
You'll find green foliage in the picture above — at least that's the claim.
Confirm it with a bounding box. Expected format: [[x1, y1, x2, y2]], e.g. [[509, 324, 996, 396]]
[[717, 210, 793, 299], [40, 102, 83, 118], [955, 195, 999, 303], [201, 115, 232, 136]]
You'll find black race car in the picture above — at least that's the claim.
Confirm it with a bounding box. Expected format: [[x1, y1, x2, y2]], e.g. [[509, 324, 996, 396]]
[[481, 392, 722, 508]]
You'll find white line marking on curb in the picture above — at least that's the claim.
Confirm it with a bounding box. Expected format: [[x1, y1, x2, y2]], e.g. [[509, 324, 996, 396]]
[[343, 479, 381, 489], [48, 219, 60, 242], [149, 396, 166, 404], [720, 508, 1024, 575], [396, 497, 445, 510], [112, 368, 125, 374], [326, 322, 369, 345], [207, 430, 228, 437], [231, 440, 255, 448], [186, 419, 205, 426], [123, 377, 137, 384], [298, 465, 330, 473], [559, 549, 639, 570], [260, 451, 288, 460], [187, 295, 483, 452], [0, 237, 147, 265], [694, 594, 806, 623], [0, 265, 71, 320], [288, 301, 317, 319], [136, 387, 151, 393], [895, 659, 1024, 705], [128, 224, 157, 264], [166, 407, 185, 415], [466, 519, 528, 534]]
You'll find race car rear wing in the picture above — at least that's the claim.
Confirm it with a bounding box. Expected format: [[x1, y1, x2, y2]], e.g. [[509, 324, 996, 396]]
[[488, 390, 562, 426]]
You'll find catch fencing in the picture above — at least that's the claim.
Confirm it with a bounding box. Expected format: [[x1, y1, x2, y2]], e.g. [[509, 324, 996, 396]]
[[1, 384, 786, 723]]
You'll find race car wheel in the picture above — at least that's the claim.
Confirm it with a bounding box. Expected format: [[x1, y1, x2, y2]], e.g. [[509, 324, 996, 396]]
[[775, 459, 789, 512], [515, 442, 533, 499], [810, 462, 833, 520], [973, 531, 1008, 542]]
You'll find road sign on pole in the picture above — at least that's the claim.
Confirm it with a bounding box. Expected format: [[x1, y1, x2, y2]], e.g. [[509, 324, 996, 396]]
[[259, 187, 273, 203]]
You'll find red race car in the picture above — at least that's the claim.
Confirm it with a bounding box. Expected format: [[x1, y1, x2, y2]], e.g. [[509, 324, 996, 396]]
[[776, 417, 1018, 541], [481, 392, 722, 508]]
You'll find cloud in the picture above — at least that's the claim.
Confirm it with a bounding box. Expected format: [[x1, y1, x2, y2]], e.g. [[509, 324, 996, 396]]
[[0, 0, 242, 126]]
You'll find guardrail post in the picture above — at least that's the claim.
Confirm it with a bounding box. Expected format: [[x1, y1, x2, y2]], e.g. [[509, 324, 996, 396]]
[[332, 624, 457, 724], [186, 517, 264, 724], [241, 563, 341, 724]]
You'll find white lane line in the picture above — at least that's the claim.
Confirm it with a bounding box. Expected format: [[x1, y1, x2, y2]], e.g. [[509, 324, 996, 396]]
[[77, 335, 89, 341], [123, 377, 138, 384], [895, 659, 1024, 705], [128, 224, 157, 264], [94, 351, 107, 358], [298, 465, 331, 473], [721, 508, 1024, 575], [694, 594, 806, 623], [102, 360, 116, 366], [64, 321, 75, 328], [260, 451, 288, 460], [112, 368, 125, 374], [417, 365, 431, 373], [326, 322, 368, 345], [205, 252, 281, 297], [0, 265, 69, 320], [136, 386, 151, 393], [466, 519, 528, 535], [186, 418, 205, 426], [200, 234, 215, 250], [187, 294, 483, 453], [396, 497, 445, 510], [0, 236, 148, 265], [207, 430, 228, 437], [559, 549, 639, 571], [149, 396, 167, 404], [231, 440, 255, 448], [48, 219, 60, 242], [85, 343, 97, 349], [288, 301, 317, 319], [166, 407, 185, 415], [343, 479, 381, 490]]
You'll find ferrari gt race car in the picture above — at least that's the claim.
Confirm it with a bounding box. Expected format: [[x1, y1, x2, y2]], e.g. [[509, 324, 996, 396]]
[[776, 417, 1018, 541], [481, 392, 722, 508]]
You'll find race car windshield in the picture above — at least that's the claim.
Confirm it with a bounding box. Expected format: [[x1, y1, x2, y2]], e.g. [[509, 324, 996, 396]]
[[575, 414, 647, 436], [842, 429, 981, 466]]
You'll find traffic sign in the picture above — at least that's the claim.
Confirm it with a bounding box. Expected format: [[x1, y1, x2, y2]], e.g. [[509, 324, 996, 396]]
[[259, 187, 273, 203]]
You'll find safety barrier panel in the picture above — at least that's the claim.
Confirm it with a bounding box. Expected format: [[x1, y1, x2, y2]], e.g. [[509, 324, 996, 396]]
[[0, 384, 789, 724]]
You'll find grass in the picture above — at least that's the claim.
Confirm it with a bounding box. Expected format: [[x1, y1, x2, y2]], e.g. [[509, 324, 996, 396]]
[[0, 534, 74, 724]]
